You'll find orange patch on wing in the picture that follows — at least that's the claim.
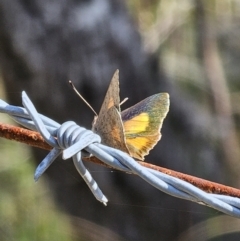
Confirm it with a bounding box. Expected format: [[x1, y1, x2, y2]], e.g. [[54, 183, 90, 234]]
[[125, 134, 160, 160], [126, 136, 150, 150], [107, 98, 114, 109]]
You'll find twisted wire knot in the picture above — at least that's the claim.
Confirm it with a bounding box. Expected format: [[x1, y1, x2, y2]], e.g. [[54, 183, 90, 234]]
[[55, 121, 101, 160]]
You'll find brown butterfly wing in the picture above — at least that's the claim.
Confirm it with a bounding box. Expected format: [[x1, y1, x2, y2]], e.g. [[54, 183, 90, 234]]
[[92, 70, 129, 153], [121, 93, 169, 160]]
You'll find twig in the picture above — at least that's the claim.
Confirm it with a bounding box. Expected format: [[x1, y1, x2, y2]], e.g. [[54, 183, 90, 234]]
[[1, 122, 240, 198]]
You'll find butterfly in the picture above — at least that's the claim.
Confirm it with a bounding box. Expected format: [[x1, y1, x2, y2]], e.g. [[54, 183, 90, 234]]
[[91, 69, 169, 161]]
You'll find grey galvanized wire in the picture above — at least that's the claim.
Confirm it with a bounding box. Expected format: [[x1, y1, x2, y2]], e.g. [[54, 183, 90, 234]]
[[1, 92, 240, 217]]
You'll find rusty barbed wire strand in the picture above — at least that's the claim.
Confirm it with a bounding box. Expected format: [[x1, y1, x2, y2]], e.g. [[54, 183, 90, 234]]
[[1, 122, 240, 198], [1, 92, 240, 216]]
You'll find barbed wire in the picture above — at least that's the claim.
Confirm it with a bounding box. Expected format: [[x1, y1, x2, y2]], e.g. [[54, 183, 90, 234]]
[[1, 92, 240, 217]]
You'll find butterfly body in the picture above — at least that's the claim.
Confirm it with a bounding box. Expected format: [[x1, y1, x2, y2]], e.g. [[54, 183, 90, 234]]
[[92, 70, 169, 161]]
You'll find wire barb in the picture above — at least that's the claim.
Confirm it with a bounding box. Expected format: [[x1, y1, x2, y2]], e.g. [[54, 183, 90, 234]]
[[1, 93, 240, 217]]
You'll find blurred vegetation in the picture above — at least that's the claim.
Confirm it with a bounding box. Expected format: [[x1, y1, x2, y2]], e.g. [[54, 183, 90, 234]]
[[1, 0, 240, 240], [128, 0, 240, 103], [128, 0, 240, 181], [129, 1, 240, 238]]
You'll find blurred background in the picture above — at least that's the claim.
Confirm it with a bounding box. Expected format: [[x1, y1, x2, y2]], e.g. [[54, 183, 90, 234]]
[[1, 0, 240, 240]]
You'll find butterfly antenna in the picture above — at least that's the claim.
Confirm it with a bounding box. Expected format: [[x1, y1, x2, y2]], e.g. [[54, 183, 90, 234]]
[[120, 97, 128, 106], [69, 80, 98, 116]]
